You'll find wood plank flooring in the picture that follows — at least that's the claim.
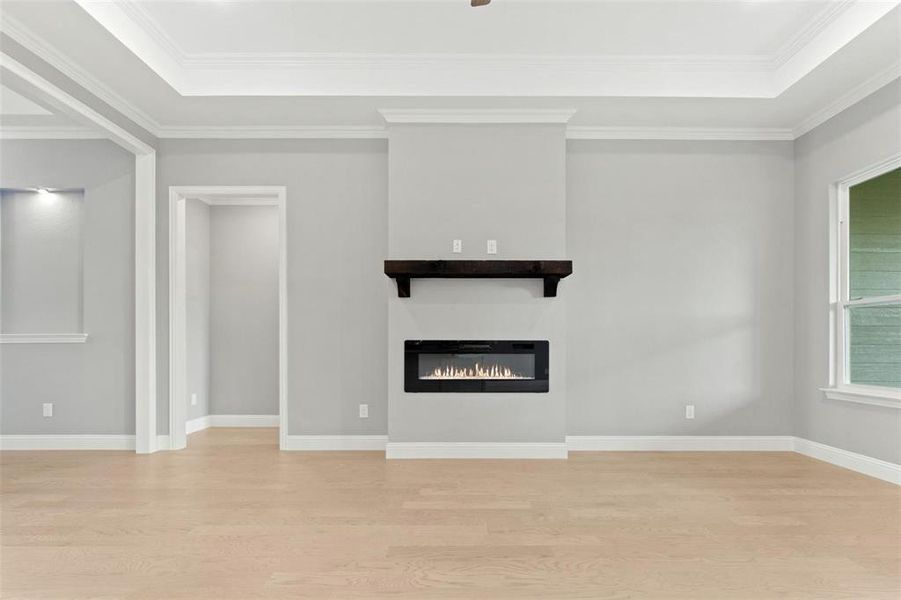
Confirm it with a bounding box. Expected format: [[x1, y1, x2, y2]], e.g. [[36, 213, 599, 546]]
[[2, 428, 899, 599]]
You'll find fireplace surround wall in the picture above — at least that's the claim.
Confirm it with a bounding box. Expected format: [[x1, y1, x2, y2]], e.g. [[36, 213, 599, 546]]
[[386, 120, 568, 452]]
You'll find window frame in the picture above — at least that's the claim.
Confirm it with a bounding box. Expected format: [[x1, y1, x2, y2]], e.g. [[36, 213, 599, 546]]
[[822, 153, 901, 408]]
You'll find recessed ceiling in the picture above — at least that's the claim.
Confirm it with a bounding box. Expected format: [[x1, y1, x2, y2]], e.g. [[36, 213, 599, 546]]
[[66, 0, 898, 97], [0, 0, 899, 137], [117, 0, 830, 56]]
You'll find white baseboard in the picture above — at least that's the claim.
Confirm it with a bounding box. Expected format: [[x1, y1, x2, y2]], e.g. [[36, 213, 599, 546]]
[[566, 435, 796, 452], [386, 442, 568, 459], [209, 414, 279, 428], [3, 433, 896, 484], [794, 438, 901, 485], [0, 434, 136, 450], [186, 415, 211, 434], [185, 415, 279, 432], [285, 435, 388, 451]]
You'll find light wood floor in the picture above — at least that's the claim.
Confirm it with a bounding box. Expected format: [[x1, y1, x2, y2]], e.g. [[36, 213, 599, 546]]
[[2, 429, 899, 600]]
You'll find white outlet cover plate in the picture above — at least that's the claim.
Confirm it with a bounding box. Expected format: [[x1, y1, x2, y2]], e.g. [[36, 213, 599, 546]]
[[487, 240, 497, 254]]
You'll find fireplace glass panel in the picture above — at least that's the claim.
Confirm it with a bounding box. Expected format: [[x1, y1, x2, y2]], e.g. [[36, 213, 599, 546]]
[[405, 340, 548, 393], [418, 354, 535, 381]]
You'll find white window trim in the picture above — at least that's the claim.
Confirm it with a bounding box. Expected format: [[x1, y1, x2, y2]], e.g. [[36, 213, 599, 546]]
[[823, 153, 901, 409]]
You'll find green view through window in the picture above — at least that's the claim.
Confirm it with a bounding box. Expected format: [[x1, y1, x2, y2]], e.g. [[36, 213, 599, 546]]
[[848, 168, 901, 388]]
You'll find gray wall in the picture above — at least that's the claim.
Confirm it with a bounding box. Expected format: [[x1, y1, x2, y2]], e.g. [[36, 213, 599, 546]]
[[185, 199, 210, 420], [209, 205, 279, 416], [156, 139, 388, 435], [388, 125, 567, 259], [387, 124, 567, 443], [794, 81, 901, 463], [0, 139, 135, 434], [2, 90, 898, 466], [1, 190, 84, 334], [567, 140, 796, 435]]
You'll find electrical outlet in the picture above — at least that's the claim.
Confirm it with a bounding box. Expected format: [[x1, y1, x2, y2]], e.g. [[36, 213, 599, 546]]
[[685, 404, 695, 419], [487, 239, 497, 254], [452, 239, 462, 253], [191, 393, 198, 406], [42, 403, 53, 417], [359, 404, 369, 418]]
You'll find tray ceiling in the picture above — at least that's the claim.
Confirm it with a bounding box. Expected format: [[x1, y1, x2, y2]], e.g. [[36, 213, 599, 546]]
[[0, 0, 898, 136], [69, 0, 897, 97]]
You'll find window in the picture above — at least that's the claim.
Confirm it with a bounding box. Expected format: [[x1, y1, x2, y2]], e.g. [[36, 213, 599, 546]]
[[825, 160, 901, 407]]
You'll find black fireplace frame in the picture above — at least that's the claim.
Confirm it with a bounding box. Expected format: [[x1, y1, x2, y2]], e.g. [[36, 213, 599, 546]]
[[404, 340, 549, 393]]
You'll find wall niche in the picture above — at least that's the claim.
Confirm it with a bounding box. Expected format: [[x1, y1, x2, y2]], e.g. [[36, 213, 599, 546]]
[[1, 188, 85, 339]]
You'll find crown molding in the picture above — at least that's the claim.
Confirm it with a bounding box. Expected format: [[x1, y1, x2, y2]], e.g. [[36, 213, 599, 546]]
[[0, 125, 106, 140], [0, 13, 162, 136], [793, 60, 901, 139], [69, 0, 895, 98], [770, 0, 857, 67], [566, 126, 794, 141], [157, 125, 388, 139], [773, 1, 900, 94], [380, 109, 577, 124]]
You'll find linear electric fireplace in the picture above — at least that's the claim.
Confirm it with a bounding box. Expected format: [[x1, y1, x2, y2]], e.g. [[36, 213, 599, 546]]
[[405, 340, 549, 393]]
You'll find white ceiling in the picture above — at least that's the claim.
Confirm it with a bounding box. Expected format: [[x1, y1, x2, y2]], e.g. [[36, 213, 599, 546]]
[[0, 84, 51, 115], [0, 0, 899, 137], [68, 0, 898, 96], [118, 0, 829, 56]]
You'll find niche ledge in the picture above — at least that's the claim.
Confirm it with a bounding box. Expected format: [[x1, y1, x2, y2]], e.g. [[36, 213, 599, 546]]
[[0, 333, 89, 344]]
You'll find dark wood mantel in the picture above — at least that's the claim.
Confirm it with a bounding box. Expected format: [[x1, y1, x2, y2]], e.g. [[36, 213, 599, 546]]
[[384, 260, 573, 298]]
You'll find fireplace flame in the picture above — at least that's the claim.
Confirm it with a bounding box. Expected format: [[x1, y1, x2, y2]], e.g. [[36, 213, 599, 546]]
[[421, 362, 532, 380]]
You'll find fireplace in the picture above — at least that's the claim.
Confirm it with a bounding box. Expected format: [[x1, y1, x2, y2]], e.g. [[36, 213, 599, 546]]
[[405, 340, 549, 393]]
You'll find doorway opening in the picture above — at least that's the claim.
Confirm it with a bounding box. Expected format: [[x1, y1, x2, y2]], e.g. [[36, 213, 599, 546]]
[[169, 187, 287, 450]]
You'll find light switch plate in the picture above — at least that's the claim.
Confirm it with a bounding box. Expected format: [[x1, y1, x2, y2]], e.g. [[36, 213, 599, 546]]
[[452, 239, 462, 253], [487, 239, 497, 254], [191, 393, 198, 406], [685, 404, 695, 419]]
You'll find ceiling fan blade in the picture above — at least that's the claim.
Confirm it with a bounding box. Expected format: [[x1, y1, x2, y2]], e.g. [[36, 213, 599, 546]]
[[471, 0, 491, 6]]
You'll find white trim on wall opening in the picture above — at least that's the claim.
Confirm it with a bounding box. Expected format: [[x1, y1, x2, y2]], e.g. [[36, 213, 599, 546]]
[[0, 51, 158, 455], [822, 153, 901, 409], [168, 186, 288, 451]]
